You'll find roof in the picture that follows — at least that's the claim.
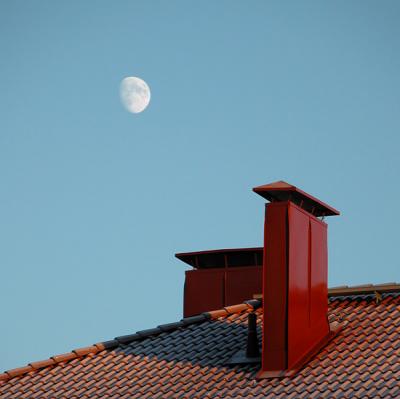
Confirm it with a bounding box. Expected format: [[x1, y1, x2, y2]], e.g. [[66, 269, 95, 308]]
[[1, 283, 400, 398], [253, 180, 340, 217]]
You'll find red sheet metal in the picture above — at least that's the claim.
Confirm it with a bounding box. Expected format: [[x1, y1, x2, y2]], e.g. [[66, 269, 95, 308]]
[[176, 247, 263, 269], [260, 200, 332, 377], [310, 217, 328, 331], [184, 266, 262, 317], [287, 204, 330, 369], [262, 202, 288, 372], [225, 266, 262, 306], [253, 180, 340, 217], [184, 269, 224, 317], [287, 204, 310, 368]]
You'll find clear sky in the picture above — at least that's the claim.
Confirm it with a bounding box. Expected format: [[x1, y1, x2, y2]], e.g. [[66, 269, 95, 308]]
[[1, 1, 400, 371]]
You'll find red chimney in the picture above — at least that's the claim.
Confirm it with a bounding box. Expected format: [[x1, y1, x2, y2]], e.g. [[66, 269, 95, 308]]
[[176, 248, 263, 317], [253, 181, 341, 378]]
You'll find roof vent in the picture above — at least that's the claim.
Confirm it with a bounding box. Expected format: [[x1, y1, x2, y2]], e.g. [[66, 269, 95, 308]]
[[227, 312, 261, 365], [246, 312, 260, 358], [176, 248, 263, 317]]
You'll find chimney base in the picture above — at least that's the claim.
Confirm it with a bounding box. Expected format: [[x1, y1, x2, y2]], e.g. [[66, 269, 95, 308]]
[[256, 322, 342, 379], [226, 350, 261, 366]]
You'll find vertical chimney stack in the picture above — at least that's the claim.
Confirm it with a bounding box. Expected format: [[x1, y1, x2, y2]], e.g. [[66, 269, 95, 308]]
[[253, 181, 340, 378]]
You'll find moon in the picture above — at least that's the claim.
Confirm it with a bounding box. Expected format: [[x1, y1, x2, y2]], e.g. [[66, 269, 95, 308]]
[[120, 76, 151, 114]]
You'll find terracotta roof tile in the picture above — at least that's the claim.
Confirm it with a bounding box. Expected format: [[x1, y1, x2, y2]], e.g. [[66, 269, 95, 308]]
[[207, 309, 229, 319], [72, 346, 99, 357], [51, 352, 77, 363], [1, 286, 400, 398], [5, 365, 34, 378], [223, 304, 249, 314]]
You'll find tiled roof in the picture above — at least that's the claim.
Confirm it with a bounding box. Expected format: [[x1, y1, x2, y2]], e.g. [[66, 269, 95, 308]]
[[1, 284, 400, 398]]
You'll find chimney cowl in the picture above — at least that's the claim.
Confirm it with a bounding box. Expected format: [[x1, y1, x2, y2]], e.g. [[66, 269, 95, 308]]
[[253, 181, 340, 217]]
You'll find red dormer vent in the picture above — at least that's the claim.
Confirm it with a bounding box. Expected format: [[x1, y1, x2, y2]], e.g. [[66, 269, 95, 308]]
[[254, 181, 341, 378], [176, 248, 263, 317]]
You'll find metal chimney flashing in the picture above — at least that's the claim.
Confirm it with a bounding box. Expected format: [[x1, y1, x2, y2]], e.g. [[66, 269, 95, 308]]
[[257, 322, 343, 379]]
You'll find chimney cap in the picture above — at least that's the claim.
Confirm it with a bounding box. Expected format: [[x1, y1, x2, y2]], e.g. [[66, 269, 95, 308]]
[[253, 181, 340, 217], [175, 247, 263, 269]]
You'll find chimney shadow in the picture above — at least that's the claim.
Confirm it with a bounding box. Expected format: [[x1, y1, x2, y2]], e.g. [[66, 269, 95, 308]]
[[112, 317, 262, 375]]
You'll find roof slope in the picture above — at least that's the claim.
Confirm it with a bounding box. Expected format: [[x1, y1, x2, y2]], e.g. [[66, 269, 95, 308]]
[[1, 289, 400, 398]]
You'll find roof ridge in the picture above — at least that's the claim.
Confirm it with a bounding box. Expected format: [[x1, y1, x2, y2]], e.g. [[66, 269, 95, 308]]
[[0, 299, 262, 382], [252, 283, 400, 301], [328, 282, 400, 296]]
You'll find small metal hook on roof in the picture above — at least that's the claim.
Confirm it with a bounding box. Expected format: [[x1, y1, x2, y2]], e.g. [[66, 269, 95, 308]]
[[374, 291, 383, 304]]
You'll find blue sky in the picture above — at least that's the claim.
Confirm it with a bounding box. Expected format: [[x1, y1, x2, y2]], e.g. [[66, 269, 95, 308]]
[[1, 1, 400, 370]]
